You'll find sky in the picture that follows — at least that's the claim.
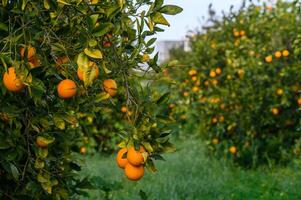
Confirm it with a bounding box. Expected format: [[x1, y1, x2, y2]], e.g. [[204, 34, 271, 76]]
[[157, 0, 270, 41]]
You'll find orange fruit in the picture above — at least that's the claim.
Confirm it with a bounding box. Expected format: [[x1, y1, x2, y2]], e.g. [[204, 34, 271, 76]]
[[124, 163, 144, 181], [274, 51, 282, 58], [3, 67, 25, 92], [219, 115, 225, 122], [183, 92, 189, 97], [239, 30, 245, 37], [103, 41, 112, 48], [265, 55, 272, 63], [20, 46, 36, 59], [80, 147, 87, 154], [28, 56, 41, 69], [297, 98, 301, 105], [204, 80, 209, 86], [212, 138, 219, 145], [77, 65, 99, 81], [276, 88, 284, 96], [103, 79, 117, 97], [168, 103, 175, 109], [209, 70, 216, 78], [215, 67, 222, 75], [229, 146, 237, 154], [127, 146, 145, 166], [271, 108, 279, 116], [282, 50, 289, 57], [192, 86, 199, 93], [211, 79, 218, 86], [57, 79, 77, 99], [188, 69, 197, 76], [233, 30, 240, 37], [191, 76, 197, 82], [116, 148, 128, 168], [121, 106, 127, 113], [211, 117, 218, 124], [36, 136, 48, 148], [237, 69, 245, 78]]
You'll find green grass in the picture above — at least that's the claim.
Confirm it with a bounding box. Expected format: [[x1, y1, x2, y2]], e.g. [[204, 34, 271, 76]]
[[80, 139, 301, 200]]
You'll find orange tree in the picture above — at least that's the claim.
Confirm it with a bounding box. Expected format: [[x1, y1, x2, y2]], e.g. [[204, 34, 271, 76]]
[[163, 0, 301, 167], [0, 0, 182, 198]]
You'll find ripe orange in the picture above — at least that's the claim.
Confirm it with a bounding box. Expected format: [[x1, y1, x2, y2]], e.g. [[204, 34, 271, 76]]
[[28, 56, 41, 69], [168, 103, 175, 109], [36, 136, 48, 148], [80, 147, 87, 154], [233, 30, 240, 37], [219, 115, 225, 122], [212, 138, 219, 145], [192, 86, 199, 92], [20, 46, 36, 59], [211, 79, 218, 86], [57, 79, 77, 99], [191, 76, 197, 82], [229, 146, 237, 154], [297, 98, 301, 105], [3, 67, 25, 92], [276, 88, 284, 96], [183, 91, 189, 97], [271, 108, 279, 116], [265, 55, 272, 63], [274, 51, 282, 58], [127, 146, 146, 166], [116, 148, 128, 168], [77, 65, 99, 81], [188, 69, 197, 76], [211, 117, 218, 124], [204, 80, 209, 86], [282, 50, 289, 57], [121, 106, 127, 113], [209, 70, 216, 78], [103, 41, 112, 48], [124, 163, 144, 181], [239, 30, 246, 37], [103, 79, 117, 97], [215, 67, 222, 75]]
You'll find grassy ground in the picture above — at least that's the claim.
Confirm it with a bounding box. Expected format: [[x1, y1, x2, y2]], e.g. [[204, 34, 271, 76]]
[[80, 139, 301, 200]]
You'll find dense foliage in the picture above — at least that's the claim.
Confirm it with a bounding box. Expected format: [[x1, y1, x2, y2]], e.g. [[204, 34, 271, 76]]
[[163, 0, 301, 167], [0, 0, 181, 199]]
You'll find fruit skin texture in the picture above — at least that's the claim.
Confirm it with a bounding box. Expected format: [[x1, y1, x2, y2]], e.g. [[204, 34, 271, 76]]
[[36, 137, 48, 148], [124, 163, 144, 181], [103, 79, 117, 97], [77, 66, 99, 81], [57, 79, 77, 99], [3, 67, 25, 92], [127, 146, 145, 166], [116, 148, 128, 168]]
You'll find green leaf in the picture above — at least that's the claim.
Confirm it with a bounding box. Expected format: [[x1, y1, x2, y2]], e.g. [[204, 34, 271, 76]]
[[77, 52, 89, 68], [146, 38, 157, 47], [10, 163, 19, 180], [0, 23, 8, 32], [156, 92, 170, 104], [152, 12, 170, 26], [159, 5, 183, 15], [84, 48, 103, 59], [92, 22, 114, 37]]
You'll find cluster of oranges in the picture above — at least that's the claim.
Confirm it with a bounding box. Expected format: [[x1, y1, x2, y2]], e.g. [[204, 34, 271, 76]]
[[233, 29, 246, 37], [116, 146, 147, 181], [265, 50, 289, 63], [2, 45, 118, 99]]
